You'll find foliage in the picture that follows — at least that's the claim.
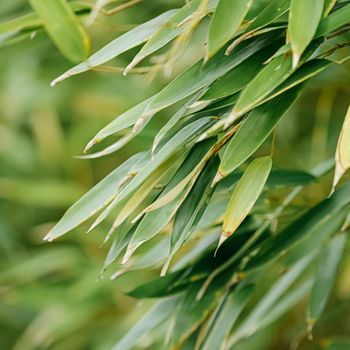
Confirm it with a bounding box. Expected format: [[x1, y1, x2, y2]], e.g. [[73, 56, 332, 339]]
[[1, 0, 350, 349]]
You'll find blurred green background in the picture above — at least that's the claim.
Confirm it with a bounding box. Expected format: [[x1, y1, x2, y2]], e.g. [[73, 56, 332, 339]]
[[0, 1, 350, 349]]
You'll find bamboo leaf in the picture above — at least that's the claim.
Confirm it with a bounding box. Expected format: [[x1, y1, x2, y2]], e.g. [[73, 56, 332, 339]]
[[307, 234, 346, 332], [218, 156, 272, 249], [139, 33, 278, 123], [112, 296, 181, 350], [207, 0, 253, 58], [201, 284, 254, 350], [218, 88, 300, 179], [323, 338, 350, 350], [28, 0, 90, 63], [44, 153, 145, 241], [288, 0, 324, 68], [227, 254, 315, 347], [124, 139, 215, 261], [51, 10, 176, 85], [332, 105, 350, 193], [125, 0, 218, 73]]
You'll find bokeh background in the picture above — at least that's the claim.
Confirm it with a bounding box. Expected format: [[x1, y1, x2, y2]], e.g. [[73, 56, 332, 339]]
[[0, 1, 350, 349]]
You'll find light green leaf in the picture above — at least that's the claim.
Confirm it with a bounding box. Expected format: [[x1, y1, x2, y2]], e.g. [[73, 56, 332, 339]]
[[316, 3, 350, 37], [323, 0, 337, 17], [218, 88, 300, 179], [29, 0, 90, 63], [307, 234, 346, 330], [231, 53, 293, 119], [323, 337, 350, 350], [51, 9, 176, 85], [201, 284, 254, 350], [288, 0, 324, 68], [124, 140, 215, 261], [112, 296, 181, 350], [200, 43, 278, 103], [207, 0, 253, 57], [125, 0, 218, 73], [139, 33, 277, 122], [219, 156, 272, 249], [227, 254, 315, 347], [332, 105, 350, 193], [44, 153, 144, 241]]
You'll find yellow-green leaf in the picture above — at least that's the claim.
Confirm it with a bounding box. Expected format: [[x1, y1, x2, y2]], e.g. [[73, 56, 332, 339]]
[[332, 105, 350, 192], [288, 0, 324, 68], [219, 156, 272, 249], [29, 0, 90, 62]]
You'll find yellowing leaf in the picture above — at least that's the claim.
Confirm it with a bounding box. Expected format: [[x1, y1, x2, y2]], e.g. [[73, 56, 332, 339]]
[[219, 156, 272, 249], [332, 105, 350, 192]]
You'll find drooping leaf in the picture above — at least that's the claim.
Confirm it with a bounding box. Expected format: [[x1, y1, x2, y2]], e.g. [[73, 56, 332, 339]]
[[28, 0, 90, 62], [124, 139, 215, 261], [218, 156, 272, 249], [207, 0, 253, 57], [218, 88, 300, 179], [288, 0, 324, 68], [112, 296, 181, 350], [227, 254, 315, 347], [125, 0, 218, 73], [44, 153, 145, 241], [332, 105, 350, 192], [138, 33, 279, 123], [51, 9, 177, 85], [307, 234, 346, 331], [201, 284, 254, 350]]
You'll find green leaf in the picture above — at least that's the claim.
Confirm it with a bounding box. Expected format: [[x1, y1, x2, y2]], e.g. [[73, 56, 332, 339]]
[[51, 9, 177, 85], [323, 0, 337, 17], [332, 105, 350, 193], [124, 140, 215, 261], [172, 272, 231, 348], [162, 156, 219, 274], [307, 234, 346, 330], [199, 43, 278, 103], [316, 3, 350, 37], [28, 0, 90, 63], [139, 33, 278, 123], [201, 284, 254, 350], [218, 156, 272, 249], [44, 153, 145, 241], [207, 0, 253, 57], [232, 53, 293, 119], [288, 0, 324, 68], [125, 0, 218, 74], [112, 296, 181, 350], [218, 88, 300, 179], [323, 338, 350, 350], [227, 254, 315, 347], [247, 183, 350, 269]]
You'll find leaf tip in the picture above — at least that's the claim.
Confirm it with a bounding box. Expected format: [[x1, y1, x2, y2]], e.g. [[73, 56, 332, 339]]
[[211, 170, 224, 187]]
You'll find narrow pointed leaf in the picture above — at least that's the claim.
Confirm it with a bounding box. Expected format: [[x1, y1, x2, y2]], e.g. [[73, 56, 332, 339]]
[[227, 254, 315, 346], [207, 0, 253, 57], [29, 0, 90, 63], [332, 105, 350, 192], [112, 296, 181, 350], [51, 10, 176, 85], [308, 234, 346, 327], [219, 88, 300, 178], [202, 284, 254, 350], [44, 153, 144, 241], [219, 156, 272, 248], [288, 0, 324, 68], [125, 0, 218, 73]]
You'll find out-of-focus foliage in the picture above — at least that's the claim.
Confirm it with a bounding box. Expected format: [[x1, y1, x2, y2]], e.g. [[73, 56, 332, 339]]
[[1, 1, 350, 350]]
